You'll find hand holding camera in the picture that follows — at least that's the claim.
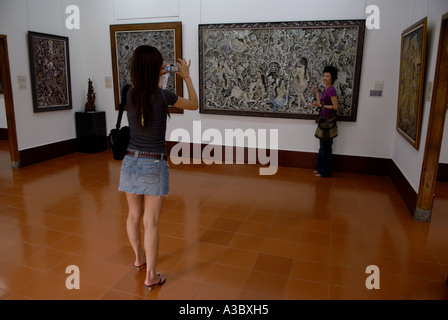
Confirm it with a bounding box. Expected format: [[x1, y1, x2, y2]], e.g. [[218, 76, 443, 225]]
[[161, 58, 191, 81], [175, 57, 192, 80], [165, 64, 179, 72]]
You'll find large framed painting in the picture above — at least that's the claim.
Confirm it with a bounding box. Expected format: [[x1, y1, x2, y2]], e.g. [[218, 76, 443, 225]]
[[28, 31, 72, 112], [110, 22, 183, 113], [199, 20, 366, 121], [396, 17, 427, 150]]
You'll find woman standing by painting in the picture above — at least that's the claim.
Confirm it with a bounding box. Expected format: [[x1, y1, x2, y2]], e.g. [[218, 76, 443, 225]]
[[312, 66, 339, 178]]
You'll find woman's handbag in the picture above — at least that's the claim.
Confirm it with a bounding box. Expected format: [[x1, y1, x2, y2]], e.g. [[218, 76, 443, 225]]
[[315, 115, 338, 140], [108, 84, 131, 160]]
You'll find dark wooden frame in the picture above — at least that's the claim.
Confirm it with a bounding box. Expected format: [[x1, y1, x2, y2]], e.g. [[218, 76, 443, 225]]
[[28, 31, 72, 112], [199, 20, 366, 121], [110, 22, 183, 113], [0, 34, 20, 167], [0, 65, 3, 94], [396, 17, 428, 150]]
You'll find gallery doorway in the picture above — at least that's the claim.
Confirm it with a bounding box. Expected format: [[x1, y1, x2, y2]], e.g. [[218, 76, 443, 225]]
[[0, 34, 20, 168]]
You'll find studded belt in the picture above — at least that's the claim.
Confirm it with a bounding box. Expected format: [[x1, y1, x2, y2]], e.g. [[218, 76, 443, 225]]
[[126, 150, 167, 161]]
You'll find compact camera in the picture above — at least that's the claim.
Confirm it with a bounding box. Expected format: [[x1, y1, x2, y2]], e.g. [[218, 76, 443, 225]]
[[165, 64, 179, 72]]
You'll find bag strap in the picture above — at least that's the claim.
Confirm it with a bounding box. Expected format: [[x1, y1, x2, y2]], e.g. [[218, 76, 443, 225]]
[[116, 84, 131, 130]]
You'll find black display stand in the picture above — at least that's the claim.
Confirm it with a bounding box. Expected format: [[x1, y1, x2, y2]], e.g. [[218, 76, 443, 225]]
[[75, 111, 107, 153]]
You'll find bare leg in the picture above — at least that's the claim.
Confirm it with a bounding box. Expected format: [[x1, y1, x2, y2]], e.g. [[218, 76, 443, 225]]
[[143, 195, 166, 286], [126, 193, 146, 267]]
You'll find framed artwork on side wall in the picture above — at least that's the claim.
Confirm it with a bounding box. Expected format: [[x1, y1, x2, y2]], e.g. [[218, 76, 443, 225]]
[[110, 22, 183, 113], [28, 31, 72, 112], [396, 17, 427, 150], [199, 20, 366, 121]]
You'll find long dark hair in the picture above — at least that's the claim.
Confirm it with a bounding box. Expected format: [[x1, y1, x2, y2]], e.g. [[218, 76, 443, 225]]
[[130, 45, 163, 128]]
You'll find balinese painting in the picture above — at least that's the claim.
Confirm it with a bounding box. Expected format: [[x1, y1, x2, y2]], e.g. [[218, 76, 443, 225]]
[[396, 17, 427, 150], [110, 22, 183, 113], [199, 20, 365, 121], [28, 32, 72, 112]]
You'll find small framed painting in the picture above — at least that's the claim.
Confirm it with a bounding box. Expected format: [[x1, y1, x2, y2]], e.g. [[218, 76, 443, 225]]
[[396, 17, 427, 150], [28, 31, 72, 112], [110, 22, 183, 113]]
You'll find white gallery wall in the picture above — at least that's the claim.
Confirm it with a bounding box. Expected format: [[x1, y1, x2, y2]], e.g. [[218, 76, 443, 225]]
[[0, 0, 447, 193], [0, 0, 85, 149], [392, 0, 448, 191]]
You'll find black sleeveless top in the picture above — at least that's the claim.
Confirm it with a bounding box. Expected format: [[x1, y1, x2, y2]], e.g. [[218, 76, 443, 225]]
[[126, 88, 178, 154]]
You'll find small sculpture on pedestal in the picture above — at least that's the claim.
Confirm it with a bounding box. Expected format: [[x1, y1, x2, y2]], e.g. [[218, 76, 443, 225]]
[[85, 78, 96, 112]]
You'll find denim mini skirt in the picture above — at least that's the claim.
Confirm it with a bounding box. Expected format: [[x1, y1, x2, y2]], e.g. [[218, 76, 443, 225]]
[[118, 151, 169, 196]]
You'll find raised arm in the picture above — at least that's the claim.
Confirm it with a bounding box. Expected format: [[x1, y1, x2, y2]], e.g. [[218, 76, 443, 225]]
[[312, 83, 321, 107], [173, 58, 198, 110]]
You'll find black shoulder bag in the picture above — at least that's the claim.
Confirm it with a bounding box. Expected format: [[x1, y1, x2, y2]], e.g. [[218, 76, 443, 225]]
[[108, 84, 131, 160]]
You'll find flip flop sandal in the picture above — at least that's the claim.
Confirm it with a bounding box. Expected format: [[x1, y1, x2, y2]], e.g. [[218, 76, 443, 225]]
[[145, 273, 166, 288], [134, 263, 146, 271]]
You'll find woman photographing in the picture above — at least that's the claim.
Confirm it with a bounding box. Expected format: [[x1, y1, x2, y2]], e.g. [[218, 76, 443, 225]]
[[118, 45, 198, 288]]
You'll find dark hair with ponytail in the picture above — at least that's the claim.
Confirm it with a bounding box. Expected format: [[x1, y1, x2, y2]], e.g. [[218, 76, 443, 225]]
[[130, 45, 163, 128]]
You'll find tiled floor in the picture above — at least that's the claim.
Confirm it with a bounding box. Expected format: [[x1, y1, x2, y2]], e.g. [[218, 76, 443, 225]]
[[0, 140, 447, 300]]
